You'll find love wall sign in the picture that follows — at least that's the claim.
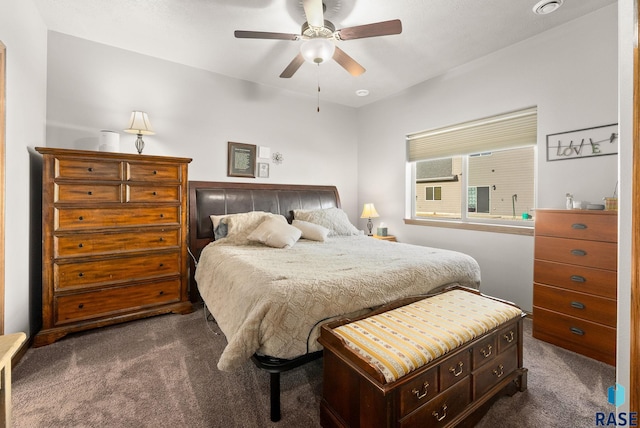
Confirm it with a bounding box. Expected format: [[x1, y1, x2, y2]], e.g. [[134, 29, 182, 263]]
[[546, 123, 618, 161]]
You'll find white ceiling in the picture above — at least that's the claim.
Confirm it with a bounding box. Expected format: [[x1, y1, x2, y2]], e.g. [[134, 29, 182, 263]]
[[33, 0, 617, 108]]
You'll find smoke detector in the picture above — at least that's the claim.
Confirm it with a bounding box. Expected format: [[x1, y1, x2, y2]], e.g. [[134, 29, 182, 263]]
[[532, 0, 563, 15]]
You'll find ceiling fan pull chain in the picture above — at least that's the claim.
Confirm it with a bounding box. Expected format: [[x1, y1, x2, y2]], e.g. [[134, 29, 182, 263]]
[[317, 63, 321, 112]]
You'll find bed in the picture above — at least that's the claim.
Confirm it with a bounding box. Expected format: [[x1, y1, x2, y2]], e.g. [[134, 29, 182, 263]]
[[188, 181, 481, 421]]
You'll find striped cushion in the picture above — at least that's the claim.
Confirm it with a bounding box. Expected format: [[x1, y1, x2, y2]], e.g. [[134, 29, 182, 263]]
[[333, 289, 523, 383]]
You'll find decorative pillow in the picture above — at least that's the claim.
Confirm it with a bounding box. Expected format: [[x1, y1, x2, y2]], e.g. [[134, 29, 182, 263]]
[[293, 207, 361, 236], [292, 219, 330, 242], [247, 217, 302, 249], [213, 212, 286, 243], [210, 214, 229, 240]]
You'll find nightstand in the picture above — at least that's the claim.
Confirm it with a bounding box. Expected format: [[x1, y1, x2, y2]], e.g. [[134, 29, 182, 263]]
[[372, 235, 397, 242]]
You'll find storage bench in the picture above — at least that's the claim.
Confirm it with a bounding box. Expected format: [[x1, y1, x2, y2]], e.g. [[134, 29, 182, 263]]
[[318, 287, 528, 428]]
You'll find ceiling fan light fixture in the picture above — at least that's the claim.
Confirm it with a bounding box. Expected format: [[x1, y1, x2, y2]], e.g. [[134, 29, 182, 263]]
[[532, 0, 563, 15], [300, 38, 335, 64]]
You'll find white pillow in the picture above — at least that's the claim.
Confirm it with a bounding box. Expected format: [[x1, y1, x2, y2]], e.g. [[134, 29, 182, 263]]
[[292, 219, 330, 242], [248, 217, 302, 249], [216, 212, 286, 243], [293, 207, 361, 236]]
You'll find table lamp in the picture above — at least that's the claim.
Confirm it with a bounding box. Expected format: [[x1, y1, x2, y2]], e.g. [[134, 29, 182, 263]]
[[360, 203, 379, 236]]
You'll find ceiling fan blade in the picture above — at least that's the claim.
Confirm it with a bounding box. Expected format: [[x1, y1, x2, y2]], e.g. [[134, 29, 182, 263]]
[[280, 53, 305, 78], [234, 30, 299, 41], [332, 46, 365, 77], [302, 0, 324, 28], [337, 19, 402, 40]]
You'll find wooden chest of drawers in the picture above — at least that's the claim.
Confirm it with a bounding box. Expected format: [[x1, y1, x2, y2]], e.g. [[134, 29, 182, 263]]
[[532, 209, 617, 365], [34, 147, 193, 346], [318, 291, 527, 428]]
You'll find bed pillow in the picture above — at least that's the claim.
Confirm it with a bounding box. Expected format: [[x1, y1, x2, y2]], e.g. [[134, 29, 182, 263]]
[[216, 212, 286, 243], [210, 214, 229, 240], [292, 219, 330, 242], [293, 207, 361, 236], [247, 217, 302, 249]]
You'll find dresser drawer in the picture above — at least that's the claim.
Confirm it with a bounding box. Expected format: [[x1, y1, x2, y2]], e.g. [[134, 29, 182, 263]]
[[126, 184, 180, 202], [497, 322, 519, 354], [126, 162, 181, 182], [56, 206, 180, 230], [473, 345, 518, 399], [535, 211, 617, 242], [55, 278, 181, 324], [54, 252, 180, 289], [399, 365, 438, 417], [534, 236, 617, 270], [534, 284, 616, 327], [439, 348, 471, 391], [472, 333, 497, 369], [54, 229, 180, 258], [399, 376, 471, 428], [55, 158, 122, 181], [532, 307, 616, 365], [55, 183, 122, 203], [533, 260, 616, 299]]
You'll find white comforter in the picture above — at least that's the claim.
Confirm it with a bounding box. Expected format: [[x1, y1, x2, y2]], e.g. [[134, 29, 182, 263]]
[[194, 235, 481, 371]]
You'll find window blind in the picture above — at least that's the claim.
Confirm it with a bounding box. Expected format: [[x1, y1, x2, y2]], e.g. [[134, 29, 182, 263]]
[[406, 107, 537, 162]]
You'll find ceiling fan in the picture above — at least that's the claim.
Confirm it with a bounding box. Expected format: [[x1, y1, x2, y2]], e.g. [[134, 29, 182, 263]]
[[234, 0, 402, 78]]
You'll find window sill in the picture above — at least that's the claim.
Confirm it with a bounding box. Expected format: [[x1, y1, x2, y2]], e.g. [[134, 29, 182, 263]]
[[403, 218, 534, 236]]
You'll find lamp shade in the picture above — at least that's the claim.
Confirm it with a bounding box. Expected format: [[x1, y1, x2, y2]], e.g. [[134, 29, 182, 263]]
[[360, 203, 380, 219], [124, 111, 155, 135], [300, 38, 335, 64]]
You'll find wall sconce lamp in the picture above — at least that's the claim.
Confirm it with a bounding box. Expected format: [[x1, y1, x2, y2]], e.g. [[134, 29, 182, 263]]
[[360, 203, 380, 236], [124, 111, 155, 154]]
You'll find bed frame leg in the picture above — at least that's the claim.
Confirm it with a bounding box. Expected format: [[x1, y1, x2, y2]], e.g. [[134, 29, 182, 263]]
[[270, 372, 281, 422]]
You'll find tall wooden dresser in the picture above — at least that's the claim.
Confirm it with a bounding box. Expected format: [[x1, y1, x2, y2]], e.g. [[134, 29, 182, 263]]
[[34, 147, 193, 346], [532, 209, 617, 366]]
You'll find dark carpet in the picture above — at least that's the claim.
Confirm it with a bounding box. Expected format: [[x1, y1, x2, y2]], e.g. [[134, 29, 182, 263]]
[[12, 308, 615, 427]]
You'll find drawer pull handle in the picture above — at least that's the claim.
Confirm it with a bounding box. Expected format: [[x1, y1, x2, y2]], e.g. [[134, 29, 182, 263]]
[[160, 214, 164, 218], [571, 275, 586, 283], [570, 301, 585, 310], [87, 191, 92, 195], [411, 381, 430, 400], [159, 263, 164, 267], [571, 223, 588, 229], [78, 216, 84, 221], [159, 291, 164, 295], [87, 167, 93, 172], [481, 345, 492, 358], [432, 405, 447, 422], [78, 243, 84, 248], [570, 327, 585, 336], [159, 237, 164, 242], [493, 364, 504, 378], [571, 249, 587, 256], [153, 170, 158, 175], [152, 191, 157, 196], [78, 304, 84, 309], [449, 361, 464, 377], [503, 331, 515, 343], [78, 272, 84, 277]]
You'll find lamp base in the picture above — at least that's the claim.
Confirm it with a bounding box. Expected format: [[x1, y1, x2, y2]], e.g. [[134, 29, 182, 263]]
[[367, 218, 373, 236], [135, 134, 145, 154]]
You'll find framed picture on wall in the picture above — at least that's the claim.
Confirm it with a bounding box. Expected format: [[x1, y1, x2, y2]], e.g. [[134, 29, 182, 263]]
[[546, 123, 618, 161], [257, 162, 269, 178], [227, 142, 256, 177]]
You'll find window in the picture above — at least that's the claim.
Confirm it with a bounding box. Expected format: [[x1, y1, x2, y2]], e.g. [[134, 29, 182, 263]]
[[425, 186, 441, 201], [407, 108, 537, 226]]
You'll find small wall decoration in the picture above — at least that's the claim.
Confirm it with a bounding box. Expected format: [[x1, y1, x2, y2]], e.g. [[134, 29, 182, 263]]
[[227, 142, 256, 178], [258, 162, 269, 178], [546, 123, 618, 161], [272, 152, 284, 165]]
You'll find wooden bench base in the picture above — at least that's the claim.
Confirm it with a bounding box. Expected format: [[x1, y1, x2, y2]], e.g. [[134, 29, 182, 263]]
[[318, 290, 528, 428]]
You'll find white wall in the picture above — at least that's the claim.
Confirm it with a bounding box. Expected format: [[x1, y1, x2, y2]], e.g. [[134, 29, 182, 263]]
[[45, 31, 360, 220], [0, 1, 48, 335], [356, 4, 618, 312], [616, 0, 633, 414]]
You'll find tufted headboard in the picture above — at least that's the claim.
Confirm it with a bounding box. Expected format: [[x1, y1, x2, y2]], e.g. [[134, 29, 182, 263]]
[[188, 181, 341, 299]]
